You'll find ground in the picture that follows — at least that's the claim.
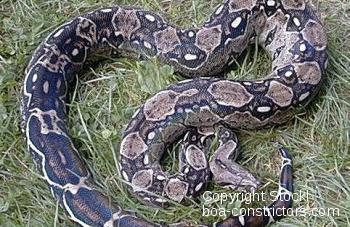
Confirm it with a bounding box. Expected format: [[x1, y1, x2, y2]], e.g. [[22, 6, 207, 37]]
[[0, 0, 349, 226]]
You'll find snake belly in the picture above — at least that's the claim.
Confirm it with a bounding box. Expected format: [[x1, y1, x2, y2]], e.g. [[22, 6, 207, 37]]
[[21, 0, 328, 226]]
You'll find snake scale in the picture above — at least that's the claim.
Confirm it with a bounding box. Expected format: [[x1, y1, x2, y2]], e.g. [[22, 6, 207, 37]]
[[21, 0, 328, 226]]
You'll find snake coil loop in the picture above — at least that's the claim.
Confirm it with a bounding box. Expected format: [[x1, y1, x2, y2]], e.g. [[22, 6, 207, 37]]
[[21, 0, 327, 226]]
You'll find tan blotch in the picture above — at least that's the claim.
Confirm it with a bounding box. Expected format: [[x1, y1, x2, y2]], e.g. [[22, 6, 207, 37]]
[[228, 0, 256, 12], [185, 145, 207, 170], [266, 81, 293, 107], [196, 25, 222, 53], [154, 27, 181, 53], [131, 169, 154, 191], [144, 90, 178, 121], [295, 62, 322, 85], [165, 178, 189, 202], [280, 0, 306, 10], [120, 132, 148, 160], [112, 9, 141, 39], [302, 21, 327, 50], [224, 111, 266, 129], [184, 106, 221, 127], [208, 81, 253, 107]]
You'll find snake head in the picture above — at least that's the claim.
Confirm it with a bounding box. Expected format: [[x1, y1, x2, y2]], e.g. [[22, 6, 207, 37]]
[[222, 168, 261, 193], [210, 158, 261, 193], [225, 173, 261, 194]]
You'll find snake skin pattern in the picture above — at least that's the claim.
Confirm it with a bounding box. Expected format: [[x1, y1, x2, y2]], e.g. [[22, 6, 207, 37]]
[[21, 0, 327, 226]]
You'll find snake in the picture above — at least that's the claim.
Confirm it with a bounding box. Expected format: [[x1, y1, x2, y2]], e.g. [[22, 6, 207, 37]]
[[20, 0, 328, 226]]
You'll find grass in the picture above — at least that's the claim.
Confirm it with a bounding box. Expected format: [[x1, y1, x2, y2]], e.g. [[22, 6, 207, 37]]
[[0, 0, 349, 226]]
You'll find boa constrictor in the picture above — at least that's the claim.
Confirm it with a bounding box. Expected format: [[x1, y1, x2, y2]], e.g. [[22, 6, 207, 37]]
[[21, 0, 327, 226]]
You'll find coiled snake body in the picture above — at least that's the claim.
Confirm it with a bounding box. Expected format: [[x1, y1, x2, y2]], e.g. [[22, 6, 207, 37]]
[[21, 0, 327, 226]]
